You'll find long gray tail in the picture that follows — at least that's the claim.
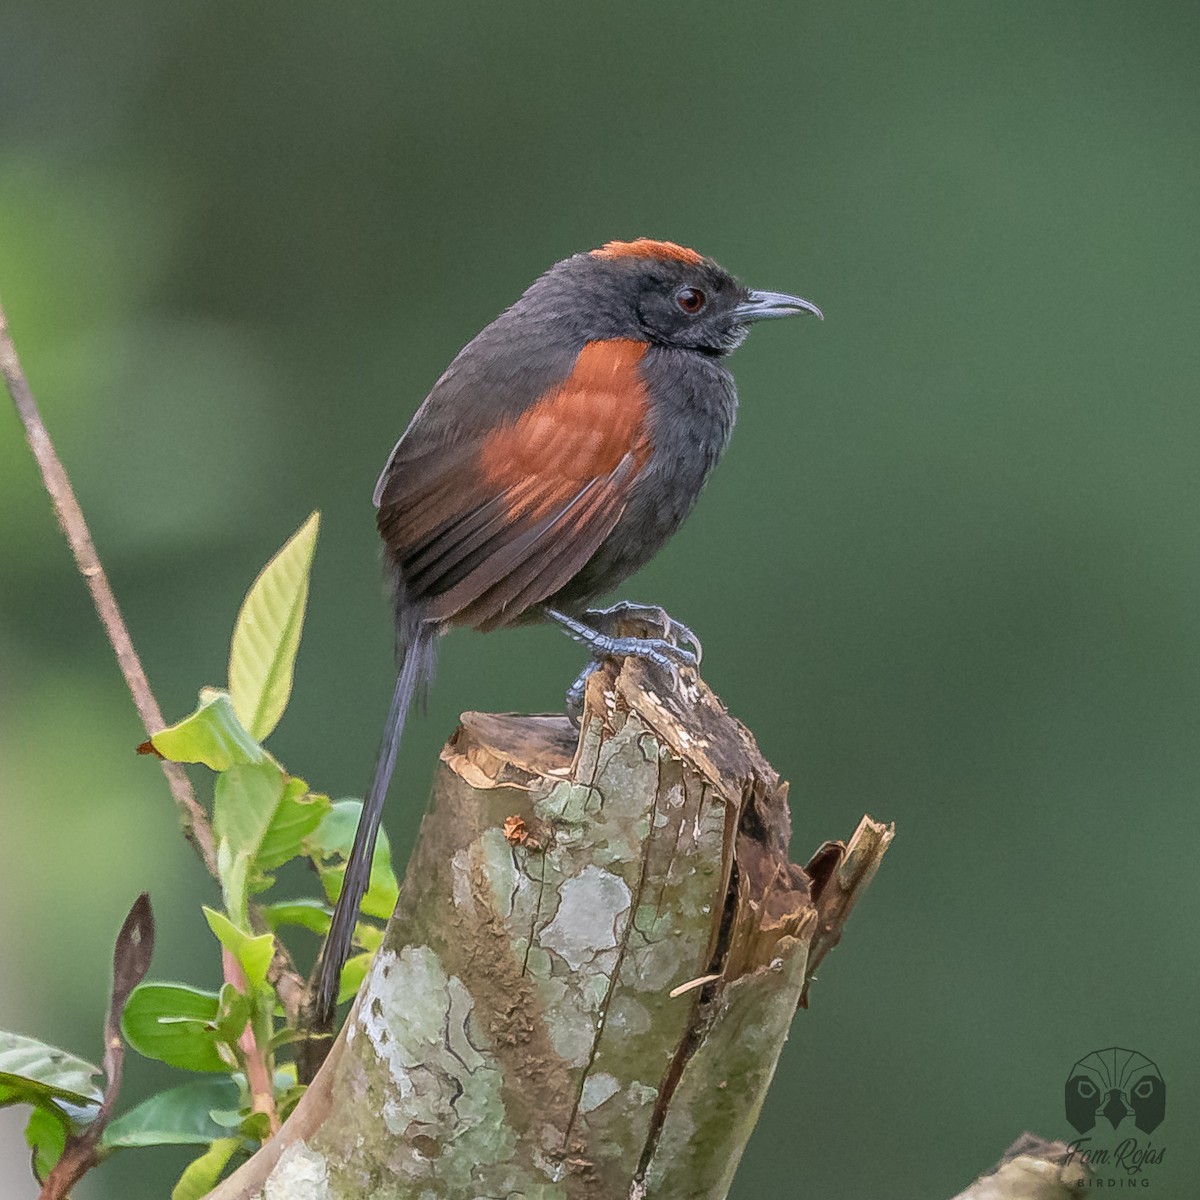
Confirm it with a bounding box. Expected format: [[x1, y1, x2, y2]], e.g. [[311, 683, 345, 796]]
[[312, 624, 437, 1025]]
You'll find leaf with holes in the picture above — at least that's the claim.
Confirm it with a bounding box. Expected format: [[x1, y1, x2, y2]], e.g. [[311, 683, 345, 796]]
[[120, 985, 228, 1073], [0, 1031, 102, 1111]]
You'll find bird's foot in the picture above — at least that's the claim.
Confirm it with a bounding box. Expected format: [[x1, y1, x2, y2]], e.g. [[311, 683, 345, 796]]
[[545, 606, 700, 718], [581, 601, 703, 665]]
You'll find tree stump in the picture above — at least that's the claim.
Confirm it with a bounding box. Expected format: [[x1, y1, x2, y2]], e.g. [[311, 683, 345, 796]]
[[211, 656, 892, 1200]]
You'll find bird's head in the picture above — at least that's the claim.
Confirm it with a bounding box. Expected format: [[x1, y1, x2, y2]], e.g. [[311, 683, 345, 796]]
[[534, 238, 822, 356]]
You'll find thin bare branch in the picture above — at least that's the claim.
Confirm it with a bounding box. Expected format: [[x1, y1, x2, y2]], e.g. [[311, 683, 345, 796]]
[[0, 294, 218, 876]]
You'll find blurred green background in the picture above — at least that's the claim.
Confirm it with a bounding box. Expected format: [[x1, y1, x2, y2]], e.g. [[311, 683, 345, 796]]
[[2, 2, 1197, 1196]]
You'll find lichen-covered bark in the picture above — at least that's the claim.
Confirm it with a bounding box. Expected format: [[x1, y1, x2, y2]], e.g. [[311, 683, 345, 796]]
[[210, 657, 891, 1200]]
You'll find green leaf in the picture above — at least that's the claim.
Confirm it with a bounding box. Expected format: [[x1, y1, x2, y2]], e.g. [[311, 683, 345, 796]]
[[268, 1026, 299, 1052], [238, 1110, 271, 1142], [213, 985, 253, 1049], [273, 1062, 298, 1089], [312, 800, 400, 920], [0, 1031, 102, 1109], [228, 511, 320, 742], [196, 1068, 296, 1134], [25, 1104, 69, 1181], [216, 842, 248, 930], [103, 1077, 241, 1147], [337, 952, 374, 1004], [276, 1081, 307, 1122], [213, 761, 286, 921], [213, 762, 286, 862], [261, 898, 331, 936], [202, 908, 275, 990], [354, 922, 384, 954], [152, 690, 265, 771], [120, 985, 228, 1073], [248, 983, 275, 1060], [172, 1138, 242, 1200], [256, 779, 331, 872]]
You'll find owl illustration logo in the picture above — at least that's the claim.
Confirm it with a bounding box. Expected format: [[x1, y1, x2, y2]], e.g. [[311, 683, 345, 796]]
[[1065, 1047, 1165, 1136]]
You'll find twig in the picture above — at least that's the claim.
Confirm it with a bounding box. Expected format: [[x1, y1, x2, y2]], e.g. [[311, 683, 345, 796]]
[[0, 293, 218, 876], [3, 292, 302, 1128]]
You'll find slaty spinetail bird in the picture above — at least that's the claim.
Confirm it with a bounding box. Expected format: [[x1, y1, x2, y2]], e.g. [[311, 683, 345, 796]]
[[312, 238, 821, 1023]]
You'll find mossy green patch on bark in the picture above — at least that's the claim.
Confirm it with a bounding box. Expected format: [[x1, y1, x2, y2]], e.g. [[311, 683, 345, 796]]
[[642, 940, 810, 1199]]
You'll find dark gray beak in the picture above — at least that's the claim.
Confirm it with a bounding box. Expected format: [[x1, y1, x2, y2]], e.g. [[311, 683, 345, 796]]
[[733, 289, 824, 322]]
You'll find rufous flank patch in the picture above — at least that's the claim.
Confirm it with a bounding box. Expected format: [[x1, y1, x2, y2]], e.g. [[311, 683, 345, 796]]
[[479, 338, 651, 513]]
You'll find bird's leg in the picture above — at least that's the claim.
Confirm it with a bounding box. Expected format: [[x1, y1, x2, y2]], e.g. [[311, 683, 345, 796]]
[[582, 600, 703, 665], [544, 606, 699, 699]]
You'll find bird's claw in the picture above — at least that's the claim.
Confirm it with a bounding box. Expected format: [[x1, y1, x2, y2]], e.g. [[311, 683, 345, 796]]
[[583, 601, 703, 665], [565, 660, 595, 723], [597, 634, 698, 684], [546, 605, 701, 718]]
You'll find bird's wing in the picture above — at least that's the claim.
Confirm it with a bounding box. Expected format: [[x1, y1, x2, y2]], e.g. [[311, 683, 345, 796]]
[[376, 338, 652, 631]]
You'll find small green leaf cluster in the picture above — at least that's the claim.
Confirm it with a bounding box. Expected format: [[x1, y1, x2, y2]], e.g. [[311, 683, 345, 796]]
[[2, 513, 398, 1197]]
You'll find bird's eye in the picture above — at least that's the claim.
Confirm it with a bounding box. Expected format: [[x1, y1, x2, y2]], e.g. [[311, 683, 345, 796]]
[[675, 286, 706, 314]]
